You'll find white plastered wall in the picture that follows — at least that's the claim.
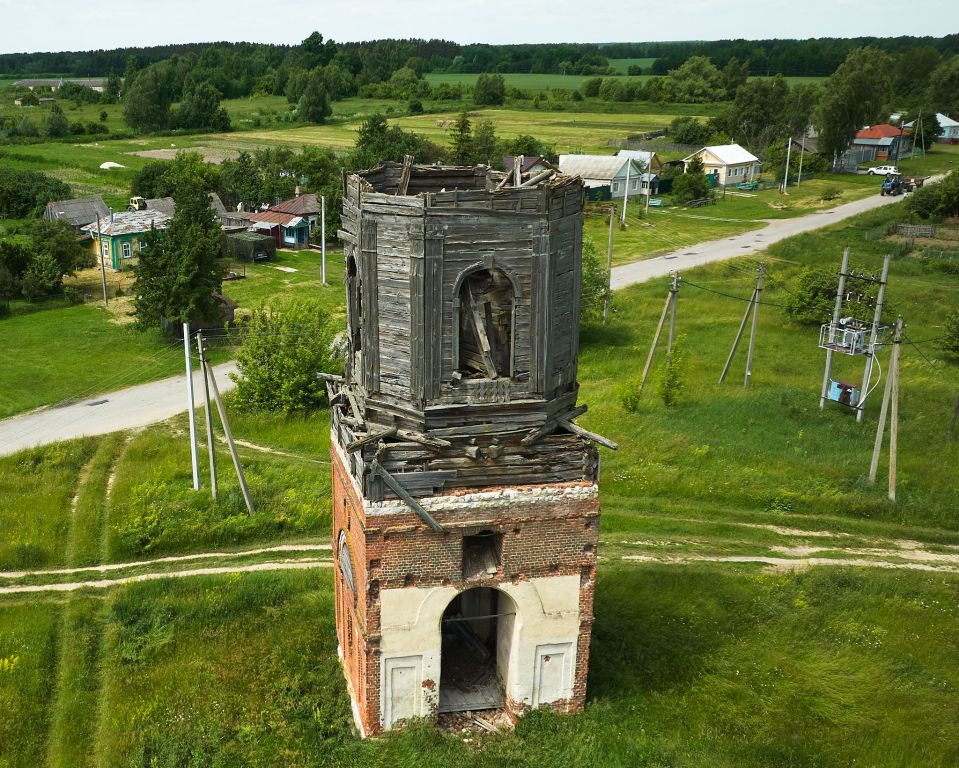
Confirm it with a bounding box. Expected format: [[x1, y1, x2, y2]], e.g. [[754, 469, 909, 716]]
[[378, 575, 581, 729]]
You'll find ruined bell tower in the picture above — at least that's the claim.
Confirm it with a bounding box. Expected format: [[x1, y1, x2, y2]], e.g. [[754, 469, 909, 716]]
[[327, 161, 611, 735]]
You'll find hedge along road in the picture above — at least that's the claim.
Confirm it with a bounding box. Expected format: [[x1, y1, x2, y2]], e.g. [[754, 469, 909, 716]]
[[0, 183, 936, 456]]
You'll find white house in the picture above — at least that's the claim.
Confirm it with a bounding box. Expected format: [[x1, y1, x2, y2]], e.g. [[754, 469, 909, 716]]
[[682, 144, 761, 186], [615, 149, 663, 173], [558, 155, 651, 198]]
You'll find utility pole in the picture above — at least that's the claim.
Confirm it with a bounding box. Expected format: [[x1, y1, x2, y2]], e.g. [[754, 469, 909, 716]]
[[204, 358, 255, 515], [621, 161, 631, 225], [95, 213, 108, 306], [603, 205, 614, 324], [796, 132, 806, 186], [744, 262, 765, 387], [183, 322, 200, 491], [320, 195, 327, 285], [667, 271, 680, 357], [781, 137, 793, 194], [196, 332, 218, 502], [639, 275, 676, 396], [820, 247, 851, 410], [869, 317, 902, 485], [857, 253, 891, 423]]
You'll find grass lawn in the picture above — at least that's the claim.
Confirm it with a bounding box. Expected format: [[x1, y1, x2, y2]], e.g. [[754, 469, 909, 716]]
[[2, 565, 958, 766], [0, 248, 344, 420]]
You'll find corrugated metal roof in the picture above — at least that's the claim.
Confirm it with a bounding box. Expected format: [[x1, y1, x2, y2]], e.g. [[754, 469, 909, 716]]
[[80, 210, 171, 237], [502, 156, 555, 173], [247, 210, 304, 226], [616, 149, 657, 167], [145, 197, 176, 216], [271, 193, 320, 216], [856, 124, 902, 139], [684, 144, 759, 166], [558, 154, 636, 181], [43, 196, 109, 227]]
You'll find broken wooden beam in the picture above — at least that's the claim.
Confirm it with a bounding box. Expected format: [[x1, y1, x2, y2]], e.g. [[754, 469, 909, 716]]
[[347, 427, 398, 453], [557, 418, 618, 450], [370, 460, 444, 532], [317, 372, 346, 383], [521, 404, 588, 446], [396, 429, 452, 449], [397, 154, 414, 196]]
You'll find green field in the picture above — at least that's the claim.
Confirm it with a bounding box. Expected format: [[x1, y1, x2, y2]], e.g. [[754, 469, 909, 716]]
[[608, 58, 657, 74]]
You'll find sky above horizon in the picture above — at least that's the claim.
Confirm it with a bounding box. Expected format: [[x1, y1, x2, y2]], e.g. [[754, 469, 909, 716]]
[[0, 0, 956, 56]]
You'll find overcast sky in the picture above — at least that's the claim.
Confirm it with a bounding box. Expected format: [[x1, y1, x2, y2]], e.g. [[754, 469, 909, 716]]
[[0, 0, 956, 55]]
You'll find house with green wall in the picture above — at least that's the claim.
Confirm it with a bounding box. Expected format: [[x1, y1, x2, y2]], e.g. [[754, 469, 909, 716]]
[[80, 210, 172, 271]]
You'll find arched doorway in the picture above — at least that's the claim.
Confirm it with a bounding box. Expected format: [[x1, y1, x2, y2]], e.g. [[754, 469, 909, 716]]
[[439, 587, 517, 713]]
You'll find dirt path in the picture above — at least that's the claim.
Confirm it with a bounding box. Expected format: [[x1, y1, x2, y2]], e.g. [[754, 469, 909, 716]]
[[0, 559, 333, 596], [621, 553, 959, 573], [0, 543, 332, 581]]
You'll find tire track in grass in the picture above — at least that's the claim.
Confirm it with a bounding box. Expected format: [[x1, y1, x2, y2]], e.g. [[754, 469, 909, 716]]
[[0, 559, 334, 596]]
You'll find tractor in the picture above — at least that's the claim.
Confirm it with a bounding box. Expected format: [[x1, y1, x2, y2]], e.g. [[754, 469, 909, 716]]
[[127, 196, 148, 211], [880, 173, 903, 196]]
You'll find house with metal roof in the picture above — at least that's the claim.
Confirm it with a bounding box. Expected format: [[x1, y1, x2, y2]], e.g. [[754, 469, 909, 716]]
[[852, 124, 911, 161], [558, 154, 649, 199], [905, 113, 959, 145], [502, 156, 556, 176], [615, 149, 663, 173], [246, 210, 311, 250], [271, 192, 321, 229], [80, 210, 171, 271], [42, 196, 110, 231], [682, 144, 761, 186]]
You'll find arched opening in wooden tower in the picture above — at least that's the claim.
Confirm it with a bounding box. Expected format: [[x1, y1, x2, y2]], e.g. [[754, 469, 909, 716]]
[[439, 587, 517, 713], [456, 268, 514, 379]]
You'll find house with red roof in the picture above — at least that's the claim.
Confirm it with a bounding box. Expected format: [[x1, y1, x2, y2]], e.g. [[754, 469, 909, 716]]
[[852, 123, 911, 162], [246, 208, 311, 250]]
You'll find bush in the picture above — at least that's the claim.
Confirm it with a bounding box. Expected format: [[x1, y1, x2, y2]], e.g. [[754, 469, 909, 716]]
[[473, 73, 505, 106], [658, 337, 686, 407], [819, 186, 843, 201], [580, 234, 609, 325], [940, 310, 959, 358], [230, 299, 344, 413]]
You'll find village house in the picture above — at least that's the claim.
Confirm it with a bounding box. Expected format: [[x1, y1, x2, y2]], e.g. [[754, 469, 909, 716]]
[[245, 210, 311, 250], [615, 148, 663, 173], [42, 196, 110, 232], [558, 154, 652, 198], [905, 113, 959, 145], [852, 124, 911, 162], [682, 144, 761, 186], [80, 210, 171, 271], [501, 155, 556, 176], [270, 191, 321, 229]]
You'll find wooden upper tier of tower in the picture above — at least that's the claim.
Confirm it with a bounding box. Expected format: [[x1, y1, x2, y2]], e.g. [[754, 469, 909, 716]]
[[328, 161, 613, 504]]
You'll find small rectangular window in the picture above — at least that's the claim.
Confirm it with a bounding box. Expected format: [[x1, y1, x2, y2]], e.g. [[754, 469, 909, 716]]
[[462, 531, 502, 580], [122, 242, 132, 259], [100, 240, 109, 259]]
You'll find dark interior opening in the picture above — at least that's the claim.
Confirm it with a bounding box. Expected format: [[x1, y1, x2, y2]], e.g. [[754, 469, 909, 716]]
[[440, 587, 511, 713], [346, 255, 361, 353], [462, 531, 502, 580], [457, 269, 513, 379]]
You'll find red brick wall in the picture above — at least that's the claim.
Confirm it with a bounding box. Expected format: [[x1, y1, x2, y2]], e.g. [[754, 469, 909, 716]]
[[331, 446, 599, 734]]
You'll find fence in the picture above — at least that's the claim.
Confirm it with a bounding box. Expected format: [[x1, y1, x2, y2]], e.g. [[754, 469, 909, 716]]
[[893, 223, 936, 238], [607, 138, 699, 154]]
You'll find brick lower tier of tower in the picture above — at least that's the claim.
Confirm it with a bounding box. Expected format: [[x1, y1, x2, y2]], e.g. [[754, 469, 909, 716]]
[[331, 441, 600, 736]]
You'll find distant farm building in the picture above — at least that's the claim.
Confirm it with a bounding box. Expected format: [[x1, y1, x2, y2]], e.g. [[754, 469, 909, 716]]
[[682, 144, 761, 186], [14, 78, 110, 92]]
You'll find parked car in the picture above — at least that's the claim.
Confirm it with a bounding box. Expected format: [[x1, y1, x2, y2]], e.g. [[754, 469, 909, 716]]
[[867, 165, 899, 175]]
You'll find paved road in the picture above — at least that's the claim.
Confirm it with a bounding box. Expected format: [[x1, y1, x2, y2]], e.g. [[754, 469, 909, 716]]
[[612, 185, 915, 289], [0, 362, 239, 457]]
